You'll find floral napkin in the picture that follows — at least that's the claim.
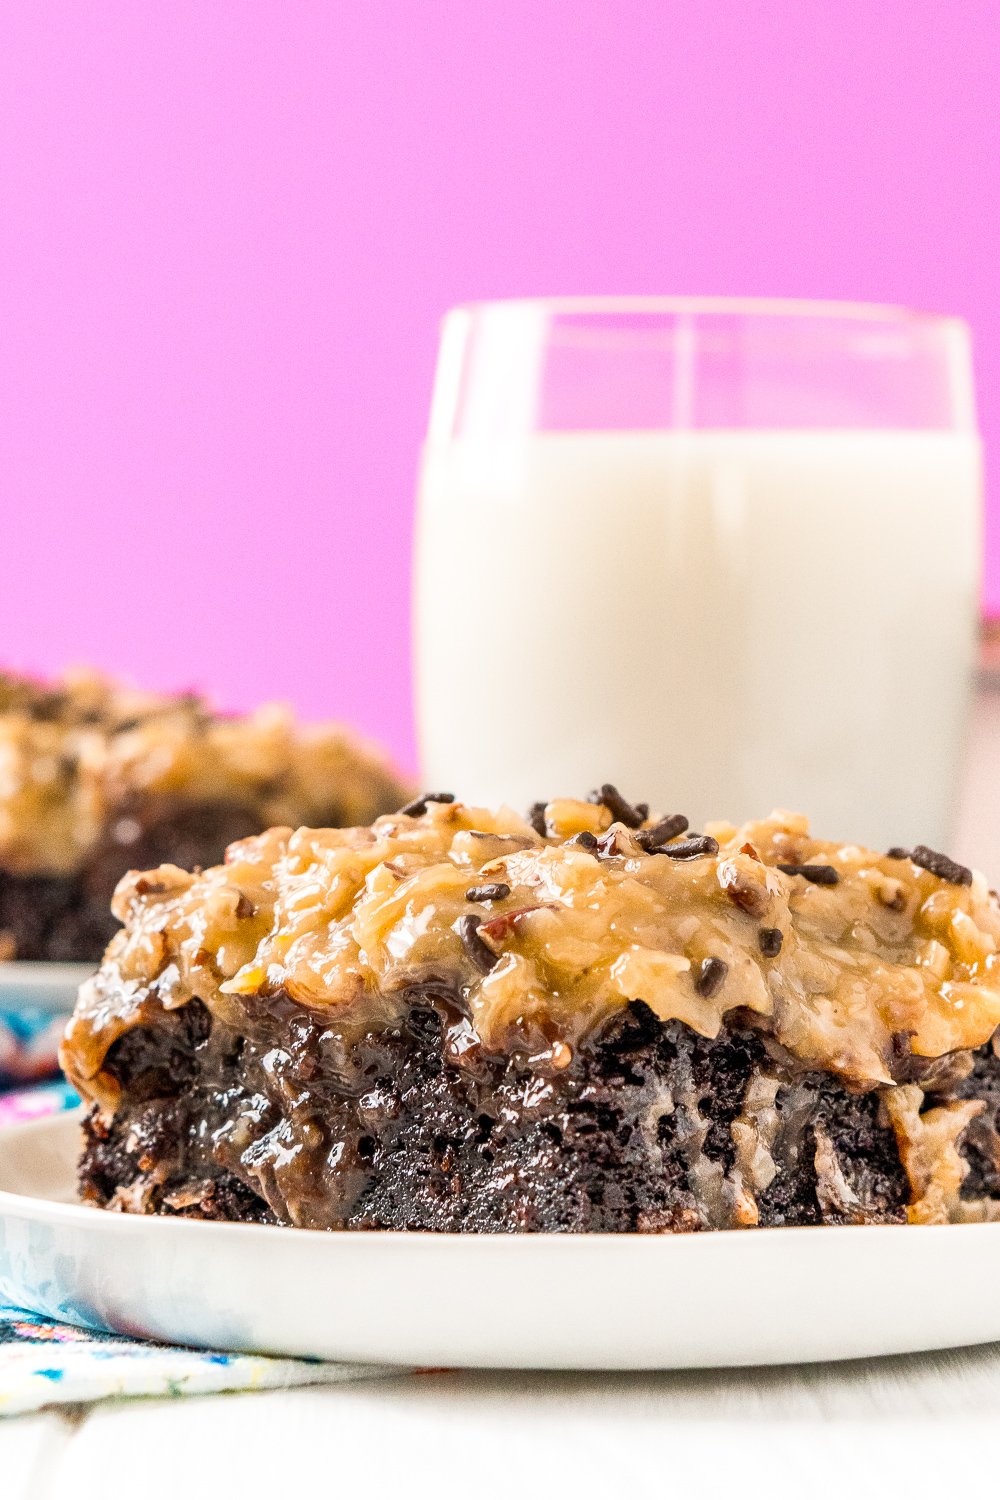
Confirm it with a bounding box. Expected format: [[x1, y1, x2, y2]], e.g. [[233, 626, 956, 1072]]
[[0, 1004, 68, 1096], [0, 1305, 390, 1417], [0, 1001, 77, 1132]]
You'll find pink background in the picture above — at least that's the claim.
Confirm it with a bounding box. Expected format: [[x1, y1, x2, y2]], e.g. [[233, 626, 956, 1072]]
[[0, 3, 997, 772]]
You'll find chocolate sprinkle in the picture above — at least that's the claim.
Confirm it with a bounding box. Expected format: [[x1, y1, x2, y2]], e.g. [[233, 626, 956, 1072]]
[[588, 783, 645, 829], [398, 791, 455, 818], [910, 845, 973, 887], [778, 863, 840, 886], [886, 847, 911, 861], [465, 882, 511, 904], [456, 914, 496, 973], [568, 831, 599, 851], [636, 814, 690, 851], [655, 834, 719, 861], [695, 957, 728, 998], [758, 927, 783, 958], [527, 802, 548, 838]]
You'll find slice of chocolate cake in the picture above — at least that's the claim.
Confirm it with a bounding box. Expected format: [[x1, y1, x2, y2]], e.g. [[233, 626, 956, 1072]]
[[0, 668, 407, 962], [60, 788, 1000, 1231]]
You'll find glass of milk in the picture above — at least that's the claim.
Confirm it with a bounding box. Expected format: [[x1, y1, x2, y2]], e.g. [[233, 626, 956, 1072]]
[[414, 298, 981, 848]]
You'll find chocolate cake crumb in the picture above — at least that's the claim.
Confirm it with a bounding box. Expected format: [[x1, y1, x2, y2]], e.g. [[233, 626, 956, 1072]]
[[910, 845, 973, 887], [758, 927, 783, 957], [695, 957, 728, 997], [778, 862, 840, 885]]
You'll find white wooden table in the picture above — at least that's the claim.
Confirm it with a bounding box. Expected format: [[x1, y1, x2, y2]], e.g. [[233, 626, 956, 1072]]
[[4, 683, 1000, 1495], [6, 1357, 1000, 1497]]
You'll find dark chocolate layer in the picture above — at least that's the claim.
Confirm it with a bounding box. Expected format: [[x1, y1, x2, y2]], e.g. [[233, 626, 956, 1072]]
[[77, 990, 926, 1231]]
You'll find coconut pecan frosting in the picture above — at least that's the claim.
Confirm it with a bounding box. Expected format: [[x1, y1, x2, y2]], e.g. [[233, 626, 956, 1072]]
[[64, 791, 1000, 1104], [0, 668, 406, 877]]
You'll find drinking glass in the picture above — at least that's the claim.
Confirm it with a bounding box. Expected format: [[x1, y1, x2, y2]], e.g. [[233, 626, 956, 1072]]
[[413, 297, 980, 849]]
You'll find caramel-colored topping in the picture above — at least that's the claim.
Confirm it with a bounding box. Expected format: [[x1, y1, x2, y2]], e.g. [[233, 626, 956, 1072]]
[[62, 799, 1000, 1116], [881, 1085, 982, 1223], [0, 668, 406, 875]]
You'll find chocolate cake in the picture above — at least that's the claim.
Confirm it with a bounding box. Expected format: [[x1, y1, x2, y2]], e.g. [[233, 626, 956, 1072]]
[[0, 669, 407, 962], [60, 788, 1000, 1231]]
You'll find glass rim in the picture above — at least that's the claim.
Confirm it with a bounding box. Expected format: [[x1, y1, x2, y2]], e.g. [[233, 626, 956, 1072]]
[[429, 295, 977, 439], [446, 295, 969, 332]]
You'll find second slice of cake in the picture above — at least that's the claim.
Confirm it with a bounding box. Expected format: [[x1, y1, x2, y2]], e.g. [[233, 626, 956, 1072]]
[[0, 668, 407, 961]]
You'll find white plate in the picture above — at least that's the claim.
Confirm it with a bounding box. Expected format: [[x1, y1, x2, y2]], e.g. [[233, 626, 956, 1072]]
[[1, 1109, 1000, 1370], [0, 961, 94, 1013]]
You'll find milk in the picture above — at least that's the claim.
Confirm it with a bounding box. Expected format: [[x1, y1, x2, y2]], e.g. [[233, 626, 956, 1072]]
[[414, 431, 981, 849]]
